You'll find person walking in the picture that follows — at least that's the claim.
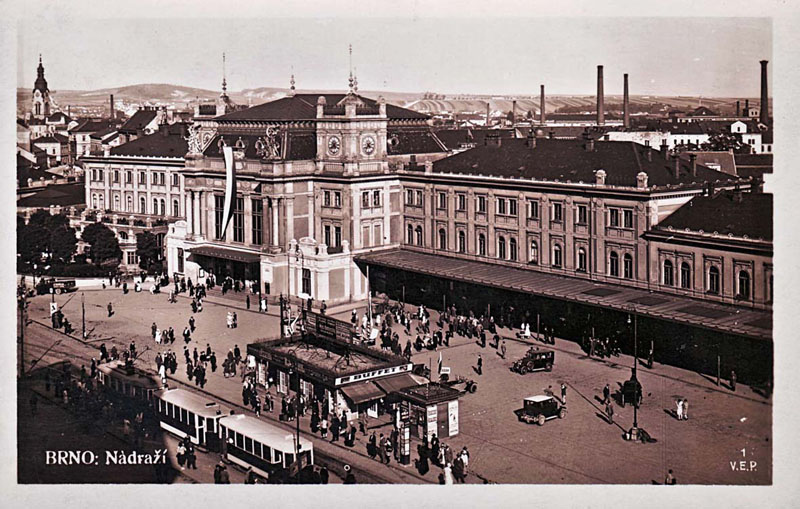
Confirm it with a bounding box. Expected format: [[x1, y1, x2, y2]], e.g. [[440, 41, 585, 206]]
[[176, 442, 186, 470], [682, 399, 689, 420], [500, 340, 507, 359], [331, 414, 340, 442], [561, 383, 567, 405], [676, 399, 684, 420], [189, 316, 195, 332], [476, 354, 483, 376], [605, 399, 614, 424], [730, 370, 737, 392], [603, 383, 610, 404], [647, 347, 654, 369], [107, 302, 113, 318], [246, 294, 250, 310]]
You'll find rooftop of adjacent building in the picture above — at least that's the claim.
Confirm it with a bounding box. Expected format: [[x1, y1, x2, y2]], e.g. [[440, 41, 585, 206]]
[[110, 123, 188, 158], [33, 133, 69, 144], [429, 136, 739, 188], [655, 187, 772, 242], [16, 182, 85, 208], [118, 108, 160, 133]]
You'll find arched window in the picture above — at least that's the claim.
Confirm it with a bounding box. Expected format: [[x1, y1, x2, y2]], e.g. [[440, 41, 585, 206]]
[[509, 238, 517, 261], [126, 195, 132, 212], [438, 228, 447, 250], [609, 251, 619, 277], [113, 195, 120, 211], [680, 262, 691, 289], [140, 196, 146, 214], [498, 236, 506, 259], [92, 194, 98, 209], [458, 231, 466, 253], [552, 244, 562, 268], [738, 270, 751, 299], [623, 253, 633, 279], [160, 199, 166, 216], [415, 226, 423, 246], [407, 224, 414, 245], [153, 198, 158, 215], [99, 194, 104, 210], [663, 260, 674, 286], [478, 233, 486, 256], [173, 199, 179, 217], [708, 265, 720, 294], [577, 248, 587, 272], [529, 240, 538, 264]]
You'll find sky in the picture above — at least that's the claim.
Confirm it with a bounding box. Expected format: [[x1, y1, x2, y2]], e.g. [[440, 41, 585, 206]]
[[15, 15, 771, 97]]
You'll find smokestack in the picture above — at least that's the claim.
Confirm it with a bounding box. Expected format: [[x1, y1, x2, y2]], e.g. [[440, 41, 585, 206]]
[[540, 85, 546, 125], [486, 102, 491, 127], [110, 94, 115, 119], [512, 100, 517, 126], [597, 65, 605, 126], [689, 153, 697, 177], [760, 60, 769, 124], [745, 99, 749, 113], [623, 73, 630, 129], [736, 100, 740, 117]]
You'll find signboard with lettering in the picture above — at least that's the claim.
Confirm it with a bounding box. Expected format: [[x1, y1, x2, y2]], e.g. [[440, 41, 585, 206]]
[[426, 405, 438, 439], [49, 302, 58, 315], [335, 363, 412, 386], [448, 400, 459, 436]]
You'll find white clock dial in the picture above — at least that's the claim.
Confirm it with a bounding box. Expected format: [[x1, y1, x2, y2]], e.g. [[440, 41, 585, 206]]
[[362, 135, 376, 155], [328, 136, 341, 155]]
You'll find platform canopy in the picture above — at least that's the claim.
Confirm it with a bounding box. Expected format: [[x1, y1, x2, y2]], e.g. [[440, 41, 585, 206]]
[[188, 245, 261, 263]]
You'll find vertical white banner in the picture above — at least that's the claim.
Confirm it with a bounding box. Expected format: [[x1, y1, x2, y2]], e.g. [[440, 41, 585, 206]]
[[448, 400, 459, 436]]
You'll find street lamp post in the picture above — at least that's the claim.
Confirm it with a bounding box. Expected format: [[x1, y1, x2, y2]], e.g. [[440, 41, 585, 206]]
[[627, 306, 639, 439]]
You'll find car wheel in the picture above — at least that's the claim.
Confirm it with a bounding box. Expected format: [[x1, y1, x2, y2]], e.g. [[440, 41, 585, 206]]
[[559, 408, 566, 419], [519, 366, 527, 375], [537, 414, 545, 426], [545, 362, 553, 372], [469, 384, 477, 393], [57, 288, 63, 294]]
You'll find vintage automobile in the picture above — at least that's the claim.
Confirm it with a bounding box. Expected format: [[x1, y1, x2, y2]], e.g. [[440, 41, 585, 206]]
[[516, 395, 566, 425], [36, 277, 77, 295], [619, 375, 643, 408], [439, 372, 478, 394], [510, 348, 554, 374]]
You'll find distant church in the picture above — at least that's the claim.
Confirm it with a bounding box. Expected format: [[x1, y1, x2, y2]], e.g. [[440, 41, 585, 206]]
[[31, 54, 51, 119]]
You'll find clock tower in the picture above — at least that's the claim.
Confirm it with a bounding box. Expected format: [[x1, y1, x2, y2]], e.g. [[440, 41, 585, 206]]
[[32, 54, 51, 120], [315, 91, 388, 176]]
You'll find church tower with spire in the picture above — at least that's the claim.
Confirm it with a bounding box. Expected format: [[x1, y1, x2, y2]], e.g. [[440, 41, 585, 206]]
[[32, 54, 51, 119]]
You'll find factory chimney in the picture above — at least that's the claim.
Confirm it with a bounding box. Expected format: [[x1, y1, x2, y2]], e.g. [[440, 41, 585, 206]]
[[486, 102, 491, 127], [623, 73, 630, 129], [596, 65, 605, 126], [759, 60, 769, 124], [512, 100, 517, 126], [110, 94, 115, 120], [736, 100, 740, 117], [540, 85, 546, 125]]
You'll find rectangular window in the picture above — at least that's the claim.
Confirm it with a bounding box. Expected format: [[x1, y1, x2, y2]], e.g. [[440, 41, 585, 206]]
[[415, 190, 423, 206], [324, 225, 331, 247], [172, 173, 179, 187], [334, 226, 342, 247], [457, 194, 466, 211], [497, 198, 506, 215], [233, 197, 244, 242], [527, 200, 539, 219], [438, 192, 447, 210], [323, 190, 331, 207], [623, 210, 633, 229], [406, 189, 414, 205], [214, 195, 225, 240], [334, 191, 341, 208], [362, 225, 371, 247], [302, 268, 311, 296], [477, 196, 487, 213], [139, 172, 146, 185], [362, 191, 370, 209], [159, 173, 165, 186], [509, 199, 518, 217], [177, 248, 184, 273], [126, 171, 132, 184], [552, 203, 563, 222], [251, 199, 263, 245], [577, 204, 588, 225], [610, 209, 620, 227], [373, 224, 382, 246], [126, 252, 137, 265], [373, 190, 382, 208]]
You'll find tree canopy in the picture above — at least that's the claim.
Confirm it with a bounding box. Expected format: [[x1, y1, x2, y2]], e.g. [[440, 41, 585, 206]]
[[82, 222, 121, 266], [136, 231, 161, 271], [17, 212, 77, 270]]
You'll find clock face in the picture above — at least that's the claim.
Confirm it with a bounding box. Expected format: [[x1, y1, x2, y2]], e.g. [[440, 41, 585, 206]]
[[327, 136, 341, 155], [362, 135, 376, 155]]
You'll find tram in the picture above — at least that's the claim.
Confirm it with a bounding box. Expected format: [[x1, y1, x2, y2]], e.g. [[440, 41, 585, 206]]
[[97, 360, 161, 406], [153, 388, 224, 450], [218, 414, 314, 483]]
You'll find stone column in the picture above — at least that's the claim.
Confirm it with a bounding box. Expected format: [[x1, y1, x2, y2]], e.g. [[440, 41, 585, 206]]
[[186, 191, 194, 236], [272, 198, 280, 247]]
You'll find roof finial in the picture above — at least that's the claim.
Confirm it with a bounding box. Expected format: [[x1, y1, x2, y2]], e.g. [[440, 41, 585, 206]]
[[221, 52, 227, 94], [353, 67, 358, 93], [39, 53, 42, 65], [348, 44, 354, 93], [289, 70, 296, 96]]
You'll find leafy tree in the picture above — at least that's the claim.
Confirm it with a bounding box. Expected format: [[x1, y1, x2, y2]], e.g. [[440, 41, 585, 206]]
[[50, 226, 78, 264], [136, 231, 160, 271], [82, 222, 121, 265], [17, 212, 77, 268], [17, 221, 48, 270]]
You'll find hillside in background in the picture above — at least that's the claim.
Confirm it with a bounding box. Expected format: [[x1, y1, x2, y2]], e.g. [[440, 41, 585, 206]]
[[16, 83, 766, 118]]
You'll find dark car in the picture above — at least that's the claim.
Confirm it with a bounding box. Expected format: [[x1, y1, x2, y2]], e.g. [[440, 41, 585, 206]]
[[516, 395, 566, 425], [620, 377, 642, 408], [510, 348, 554, 374]]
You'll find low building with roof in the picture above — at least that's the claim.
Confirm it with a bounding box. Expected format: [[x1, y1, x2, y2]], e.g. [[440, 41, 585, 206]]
[[17, 182, 86, 221], [33, 133, 71, 166]]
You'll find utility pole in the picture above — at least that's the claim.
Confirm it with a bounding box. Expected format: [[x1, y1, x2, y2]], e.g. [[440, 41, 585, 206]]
[[81, 292, 86, 340]]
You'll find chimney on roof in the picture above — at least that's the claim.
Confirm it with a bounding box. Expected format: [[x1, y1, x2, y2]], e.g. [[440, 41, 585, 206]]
[[689, 153, 697, 177], [526, 130, 537, 149], [485, 131, 502, 147], [595, 169, 606, 186], [636, 171, 648, 189], [584, 136, 595, 152], [671, 154, 680, 179], [660, 140, 669, 160], [540, 85, 546, 125], [110, 94, 115, 120], [596, 65, 605, 126], [486, 102, 491, 127], [623, 73, 630, 129], [733, 182, 743, 202], [745, 99, 749, 112], [316, 96, 326, 118], [512, 100, 517, 126], [736, 100, 740, 117], [760, 60, 769, 124], [424, 160, 433, 174]]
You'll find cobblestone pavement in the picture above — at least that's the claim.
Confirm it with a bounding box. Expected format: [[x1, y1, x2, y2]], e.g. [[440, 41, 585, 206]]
[[26, 287, 771, 484]]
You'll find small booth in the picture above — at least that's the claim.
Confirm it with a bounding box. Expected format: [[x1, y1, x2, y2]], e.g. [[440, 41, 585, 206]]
[[397, 383, 461, 440]]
